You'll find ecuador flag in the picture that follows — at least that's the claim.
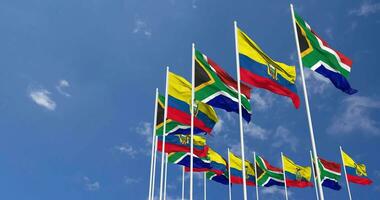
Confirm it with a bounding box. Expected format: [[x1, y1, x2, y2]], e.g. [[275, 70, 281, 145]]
[[167, 72, 218, 134], [157, 135, 209, 158], [341, 150, 373, 185], [237, 27, 300, 108], [282, 154, 313, 188], [229, 151, 255, 186]]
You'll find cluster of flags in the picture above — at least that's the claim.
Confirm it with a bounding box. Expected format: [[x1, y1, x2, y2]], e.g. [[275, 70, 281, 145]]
[[147, 4, 371, 200]]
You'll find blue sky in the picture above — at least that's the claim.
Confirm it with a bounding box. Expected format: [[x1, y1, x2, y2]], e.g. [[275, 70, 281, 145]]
[[0, 0, 379, 199]]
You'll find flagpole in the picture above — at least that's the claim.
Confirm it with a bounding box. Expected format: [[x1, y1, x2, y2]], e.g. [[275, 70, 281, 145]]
[[159, 67, 170, 200], [310, 150, 320, 200], [253, 152, 259, 200], [289, 4, 325, 200], [233, 20, 248, 200], [340, 146, 353, 200], [281, 152, 289, 200], [164, 153, 168, 200], [151, 135, 158, 200], [204, 172, 207, 200], [190, 42, 195, 200], [182, 166, 185, 200], [148, 89, 159, 200], [228, 148, 232, 200]]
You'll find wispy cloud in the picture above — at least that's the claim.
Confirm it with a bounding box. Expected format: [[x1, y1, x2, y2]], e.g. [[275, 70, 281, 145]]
[[272, 126, 299, 152], [261, 187, 292, 197], [328, 96, 380, 135], [133, 19, 152, 37], [349, 1, 380, 16], [124, 176, 141, 184], [325, 27, 333, 39], [213, 119, 224, 134], [29, 88, 56, 111], [303, 69, 330, 94], [244, 123, 269, 140], [56, 79, 71, 97], [83, 176, 100, 191], [191, 0, 198, 9], [136, 122, 153, 143], [250, 90, 276, 111], [114, 143, 138, 158]]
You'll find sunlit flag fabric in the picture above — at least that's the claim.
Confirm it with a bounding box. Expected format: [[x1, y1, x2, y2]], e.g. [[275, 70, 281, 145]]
[[318, 157, 342, 190], [157, 135, 209, 157], [294, 12, 357, 95], [206, 171, 229, 185], [282, 154, 313, 188], [237, 27, 300, 108], [342, 150, 373, 185], [229, 151, 256, 186], [195, 49, 252, 122], [156, 94, 203, 136], [168, 72, 219, 134], [168, 152, 211, 170], [256, 155, 284, 187], [185, 148, 227, 175]]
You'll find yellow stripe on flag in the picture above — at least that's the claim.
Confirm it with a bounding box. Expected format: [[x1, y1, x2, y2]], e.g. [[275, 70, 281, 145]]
[[282, 154, 311, 181], [229, 152, 255, 176], [208, 148, 226, 165], [342, 150, 368, 176], [237, 28, 296, 83]]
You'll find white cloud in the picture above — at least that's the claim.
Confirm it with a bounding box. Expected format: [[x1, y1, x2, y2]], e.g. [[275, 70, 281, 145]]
[[29, 88, 56, 111], [328, 96, 380, 135], [213, 119, 224, 134], [325, 27, 333, 39], [124, 177, 141, 184], [350, 1, 380, 16], [56, 79, 71, 97], [133, 19, 152, 37], [244, 123, 269, 140], [303, 69, 330, 94], [250, 90, 275, 111], [191, 0, 197, 8], [272, 126, 299, 152], [83, 176, 100, 191], [261, 187, 292, 197], [115, 143, 138, 158], [136, 122, 153, 143]]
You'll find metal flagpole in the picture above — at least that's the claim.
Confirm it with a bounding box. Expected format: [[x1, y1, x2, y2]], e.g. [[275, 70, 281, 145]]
[[281, 152, 289, 200], [228, 148, 232, 200], [233, 20, 248, 200], [159, 67, 170, 200], [182, 166, 185, 200], [289, 4, 325, 200], [204, 172, 207, 200], [148, 89, 159, 200], [340, 146, 353, 200], [164, 153, 168, 200], [151, 135, 158, 200], [310, 151, 320, 200], [253, 152, 259, 200], [190, 43, 195, 200]]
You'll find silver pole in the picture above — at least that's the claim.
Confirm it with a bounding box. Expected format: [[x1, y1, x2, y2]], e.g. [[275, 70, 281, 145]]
[[340, 146, 353, 200], [228, 148, 232, 200], [190, 43, 195, 200], [310, 151, 320, 200], [253, 152, 259, 200], [281, 152, 289, 200], [148, 89, 159, 200]]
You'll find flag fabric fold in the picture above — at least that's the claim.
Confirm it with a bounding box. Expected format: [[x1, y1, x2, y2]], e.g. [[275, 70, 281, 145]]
[[229, 151, 256, 186], [282, 154, 313, 188], [206, 171, 229, 185], [195, 50, 252, 122], [237, 27, 300, 108], [294, 12, 357, 95], [185, 148, 227, 175], [256, 155, 284, 187], [318, 157, 342, 190], [167, 72, 219, 134], [342, 150, 373, 185], [157, 135, 209, 157]]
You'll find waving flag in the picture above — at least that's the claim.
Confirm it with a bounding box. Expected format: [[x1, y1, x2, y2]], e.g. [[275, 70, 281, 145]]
[[168, 152, 211, 170], [207, 171, 229, 185], [156, 94, 203, 136], [229, 151, 256, 186], [237, 27, 300, 108], [256, 155, 284, 187], [318, 157, 342, 190], [195, 49, 252, 122], [342, 150, 373, 185], [168, 72, 218, 134], [294, 12, 357, 94], [157, 135, 208, 157], [185, 148, 227, 175], [282, 154, 313, 188]]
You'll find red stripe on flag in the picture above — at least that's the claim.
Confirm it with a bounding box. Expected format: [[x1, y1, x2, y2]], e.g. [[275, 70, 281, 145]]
[[319, 158, 341, 173], [167, 107, 212, 133], [347, 174, 373, 185], [286, 179, 313, 188], [156, 141, 208, 158]]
